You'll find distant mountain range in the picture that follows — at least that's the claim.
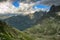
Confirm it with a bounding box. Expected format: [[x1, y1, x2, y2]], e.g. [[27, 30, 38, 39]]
[[0, 4, 60, 40], [4, 11, 45, 30], [0, 5, 60, 30], [23, 5, 60, 40]]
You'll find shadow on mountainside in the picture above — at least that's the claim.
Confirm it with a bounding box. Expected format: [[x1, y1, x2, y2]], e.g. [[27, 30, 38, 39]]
[[3, 5, 60, 31], [4, 11, 46, 30]]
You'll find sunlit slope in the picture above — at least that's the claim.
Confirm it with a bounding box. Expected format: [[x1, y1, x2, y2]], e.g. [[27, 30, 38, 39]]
[[0, 21, 34, 40], [24, 11, 60, 40], [24, 19, 60, 40]]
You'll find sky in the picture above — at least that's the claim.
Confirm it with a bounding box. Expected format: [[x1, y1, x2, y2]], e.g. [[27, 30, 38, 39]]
[[12, 1, 20, 8], [33, 4, 51, 12], [0, 0, 60, 13], [0, 0, 60, 6], [12, 0, 51, 12], [40, 0, 60, 6], [12, 0, 60, 8]]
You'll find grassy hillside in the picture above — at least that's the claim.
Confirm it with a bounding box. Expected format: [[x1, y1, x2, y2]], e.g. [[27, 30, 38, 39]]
[[0, 5, 60, 40], [0, 21, 34, 40], [24, 12, 60, 40]]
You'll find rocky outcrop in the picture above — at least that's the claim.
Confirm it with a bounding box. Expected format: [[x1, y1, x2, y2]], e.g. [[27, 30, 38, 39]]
[[50, 5, 60, 12], [47, 5, 60, 17]]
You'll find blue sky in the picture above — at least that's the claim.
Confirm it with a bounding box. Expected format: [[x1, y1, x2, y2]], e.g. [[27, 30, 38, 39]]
[[12, 0, 20, 8], [34, 4, 50, 8], [33, 4, 51, 11], [12, 0, 51, 11]]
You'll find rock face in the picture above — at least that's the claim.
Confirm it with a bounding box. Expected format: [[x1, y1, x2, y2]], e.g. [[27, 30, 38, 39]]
[[47, 5, 60, 17], [50, 5, 60, 12]]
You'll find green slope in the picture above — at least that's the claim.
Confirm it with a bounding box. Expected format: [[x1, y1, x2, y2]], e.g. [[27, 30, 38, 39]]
[[0, 21, 34, 40], [24, 12, 60, 40]]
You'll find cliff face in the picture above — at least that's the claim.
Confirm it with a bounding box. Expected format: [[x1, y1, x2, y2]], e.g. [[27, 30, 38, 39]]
[[49, 5, 60, 12], [47, 5, 60, 17]]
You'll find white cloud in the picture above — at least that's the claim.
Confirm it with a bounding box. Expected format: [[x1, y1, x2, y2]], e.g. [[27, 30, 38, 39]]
[[40, 0, 60, 6]]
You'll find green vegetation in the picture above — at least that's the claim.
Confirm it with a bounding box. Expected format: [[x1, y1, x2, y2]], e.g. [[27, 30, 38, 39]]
[[0, 21, 34, 40], [0, 9, 60, 40], [24, 12, 60, 40]]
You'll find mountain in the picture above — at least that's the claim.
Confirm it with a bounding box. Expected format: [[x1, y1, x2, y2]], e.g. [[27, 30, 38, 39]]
[[48, 5, 60, 16], [1, 5, 60, 31], [4, 11, 46, 30], [24, 16, 60, 40], [24, 5, 60, 40], [0, 4, 60, 40], [0, 20, 34, 40], [3, 5, 60, 30], [0, 13, 20, 20], [50, 5, 60, 12]]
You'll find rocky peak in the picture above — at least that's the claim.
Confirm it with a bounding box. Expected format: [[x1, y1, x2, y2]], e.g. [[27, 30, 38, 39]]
[[50, 5, 60, 12]]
